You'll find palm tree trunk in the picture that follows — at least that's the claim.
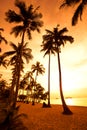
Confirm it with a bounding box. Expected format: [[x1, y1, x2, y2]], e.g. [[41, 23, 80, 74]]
[[32, 71, 38, 105], [14, 31, 25, 107], [57, 52, 73, 115], [48, 53, 51, 107]]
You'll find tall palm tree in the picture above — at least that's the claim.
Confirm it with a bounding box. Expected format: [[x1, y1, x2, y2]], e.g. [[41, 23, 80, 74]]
[[4, 42, 33, 106], [53, 25, 74, 114], [42, 25, 74, 114], [0, 28, 7, 52], [5, 0, 43, 106], [41, 33, 56, 107], [60, 0, 87, 25]]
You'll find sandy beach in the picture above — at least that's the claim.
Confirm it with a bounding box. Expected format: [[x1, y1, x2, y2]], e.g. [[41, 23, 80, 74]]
[[18, 103, 87, 130]]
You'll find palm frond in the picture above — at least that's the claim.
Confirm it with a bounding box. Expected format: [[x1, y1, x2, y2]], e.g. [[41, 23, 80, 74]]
[[5, 10, 22, 23], [26, 29, 32, 40], [72, 3, 84, 25], [15, 0, 27, 18], [0, 28, 7, 44], [61, 35, 74, 43], [10, 26, 24, 37], [60, 0, 80, 8], [4, 51, 16, 57], [58, 27, 68, 35], [10, 42, 18, 50]]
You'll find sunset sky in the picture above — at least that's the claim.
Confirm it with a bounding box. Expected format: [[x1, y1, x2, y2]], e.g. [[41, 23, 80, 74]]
[[0, 0, 87, 98]]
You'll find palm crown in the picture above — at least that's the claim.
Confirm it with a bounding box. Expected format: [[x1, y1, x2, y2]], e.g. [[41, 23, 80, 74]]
[[5, 1, 43, 39]]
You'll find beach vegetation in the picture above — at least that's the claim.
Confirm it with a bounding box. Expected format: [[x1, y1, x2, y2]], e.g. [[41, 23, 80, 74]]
[[5, 0, 43, 107], [31, 61, 45, 104]]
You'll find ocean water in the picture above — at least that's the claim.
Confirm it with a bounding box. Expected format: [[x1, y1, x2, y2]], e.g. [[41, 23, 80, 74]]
[[45, 97, 87, 107]]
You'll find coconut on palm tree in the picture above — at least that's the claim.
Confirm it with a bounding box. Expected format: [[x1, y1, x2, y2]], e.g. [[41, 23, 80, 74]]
[[5, 0, 43, 106], [60, 0, 87, 25], [41, 34, 56, 107]]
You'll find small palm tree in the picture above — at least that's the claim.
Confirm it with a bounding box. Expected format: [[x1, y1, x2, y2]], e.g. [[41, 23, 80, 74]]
[[60, 0, 87, 25], [24, 71, 33, 100], [31, 61, 45, 104], [34, 83, 45, 103], [41, 32, 56, 107], [31, 61, 45, 82]]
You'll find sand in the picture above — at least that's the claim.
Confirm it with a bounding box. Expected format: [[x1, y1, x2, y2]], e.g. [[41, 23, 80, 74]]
[[18, 103, 87, 130]]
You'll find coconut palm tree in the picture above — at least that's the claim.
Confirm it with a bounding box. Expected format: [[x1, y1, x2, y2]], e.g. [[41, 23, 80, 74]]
[[60, 0, 87, 25], [53, 25, 74, 114], [31, 61, 45, 82], [24, 71, 33, 99], [31, 61, 45, 104], [5, 0, 43, 106], [41, 33, 56, 107], [42, 25, 74, 114], [4, 42, 33, 106], [34, 83, 45, 103]]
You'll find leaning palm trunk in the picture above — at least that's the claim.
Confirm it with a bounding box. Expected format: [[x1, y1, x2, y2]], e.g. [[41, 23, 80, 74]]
[[57, 51, 73, 115], [48, 53, 51, 107]]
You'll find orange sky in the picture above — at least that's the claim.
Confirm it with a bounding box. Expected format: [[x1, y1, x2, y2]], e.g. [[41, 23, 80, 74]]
[[0, 0, 87, 98]]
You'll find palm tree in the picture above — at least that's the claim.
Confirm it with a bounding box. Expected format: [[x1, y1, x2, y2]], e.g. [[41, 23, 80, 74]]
[[31, 61, 45, 82], [53, 25, 74, 114], [41, 33, 56, 107], [24, 71, 33, 99], [42, 25, 74, 114], [34, 83, 45, 103], [0, 28, 7, 52], [31, 61, 45, 104], [5, 0, 43, 106], [60, 0, 87, 25], [4, 42, 33, 106]]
